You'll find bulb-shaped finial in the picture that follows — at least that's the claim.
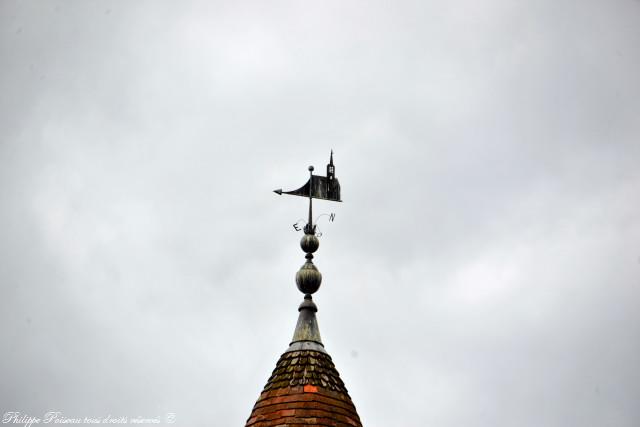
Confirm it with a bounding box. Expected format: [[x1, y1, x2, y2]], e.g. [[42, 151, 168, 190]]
[[295, 261, 322, 294]]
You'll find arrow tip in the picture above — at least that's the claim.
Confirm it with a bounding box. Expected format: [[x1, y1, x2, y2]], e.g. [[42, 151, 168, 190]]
[[273, 189, 283, 195]]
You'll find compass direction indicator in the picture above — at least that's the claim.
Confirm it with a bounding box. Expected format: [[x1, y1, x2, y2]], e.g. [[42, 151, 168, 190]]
[[315, 213, 336, 223]]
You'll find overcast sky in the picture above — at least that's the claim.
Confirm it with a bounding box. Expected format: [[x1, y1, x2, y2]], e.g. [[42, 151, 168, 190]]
[[1, 1, 639, 426]]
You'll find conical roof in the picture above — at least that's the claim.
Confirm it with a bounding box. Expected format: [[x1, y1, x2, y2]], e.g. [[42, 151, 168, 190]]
[[245, 294, 362, 427]]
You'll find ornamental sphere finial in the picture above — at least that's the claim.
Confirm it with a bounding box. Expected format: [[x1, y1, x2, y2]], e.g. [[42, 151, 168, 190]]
[[300, 234, 319, 253]]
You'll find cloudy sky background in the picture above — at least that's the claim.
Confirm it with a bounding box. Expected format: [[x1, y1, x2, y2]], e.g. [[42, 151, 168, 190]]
[[1, 1, 639, 426]]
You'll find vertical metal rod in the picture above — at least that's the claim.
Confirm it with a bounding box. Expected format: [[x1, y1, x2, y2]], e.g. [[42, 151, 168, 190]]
[[307, 166, 313, 233]]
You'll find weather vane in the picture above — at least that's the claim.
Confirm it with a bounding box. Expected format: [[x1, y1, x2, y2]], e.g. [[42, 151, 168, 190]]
[[274, 150, 341, 236], [273, 151, 341, 297]]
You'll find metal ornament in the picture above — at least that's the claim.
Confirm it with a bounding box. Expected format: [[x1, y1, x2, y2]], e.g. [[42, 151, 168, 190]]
[[274, 152, 343, 352], [273, 150, 341, 202], [274, 150, 341, 235]]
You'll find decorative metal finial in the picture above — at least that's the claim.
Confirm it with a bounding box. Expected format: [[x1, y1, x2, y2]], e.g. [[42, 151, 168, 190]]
[[273, 151, 342, 296], [274, 152, 342, 353]]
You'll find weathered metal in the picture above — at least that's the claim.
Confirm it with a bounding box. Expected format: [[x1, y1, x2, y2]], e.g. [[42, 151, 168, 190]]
[[300, 234, 319, 253], [295, 261, 322, 294], [272, 153, 343, 352], [273, 151, 342, 203], [273, 152, 342, 299], [290, 295, 323, 345]]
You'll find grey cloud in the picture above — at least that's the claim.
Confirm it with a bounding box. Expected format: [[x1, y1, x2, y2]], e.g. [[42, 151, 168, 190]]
[[1, 1, 639, 426]]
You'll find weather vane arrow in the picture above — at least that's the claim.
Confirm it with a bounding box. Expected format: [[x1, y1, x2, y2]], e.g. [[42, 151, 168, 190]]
[[274, 150, 342, 235]]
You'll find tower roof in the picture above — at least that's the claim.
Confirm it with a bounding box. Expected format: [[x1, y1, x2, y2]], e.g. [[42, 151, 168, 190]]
[[245, 349, 362, 427], [245, 156, 362, 427]]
